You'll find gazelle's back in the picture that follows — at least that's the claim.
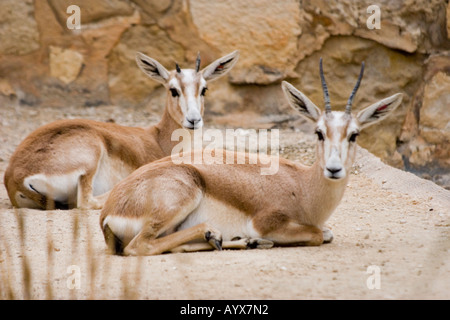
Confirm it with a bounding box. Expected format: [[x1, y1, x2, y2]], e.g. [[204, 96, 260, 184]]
[[4, 119, 163, 209]]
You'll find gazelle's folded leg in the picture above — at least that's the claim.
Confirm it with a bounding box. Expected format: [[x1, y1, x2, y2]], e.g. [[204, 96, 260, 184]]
[[262, 221, 324, 246], [123, 223, 222, 256], [170, 237, 274, 253], [77, 173, 101, 210]]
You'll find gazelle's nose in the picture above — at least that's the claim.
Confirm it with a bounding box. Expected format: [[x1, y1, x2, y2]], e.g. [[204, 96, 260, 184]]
[[184, 116, 203, 130], [186, 117, 202, 125], [325, 165, 344, 180], [326, 166, 342, 174]]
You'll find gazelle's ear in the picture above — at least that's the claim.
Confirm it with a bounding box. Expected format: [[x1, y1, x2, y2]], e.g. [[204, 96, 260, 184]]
[[202, 50, 239, 82], [282, 81, 321, 122], [356, 93, 403, 129], [135, 52, 170, 84]]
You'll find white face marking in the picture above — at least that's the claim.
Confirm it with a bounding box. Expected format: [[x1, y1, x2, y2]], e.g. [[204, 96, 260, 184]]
[[317, 112, 359, 181], [170, 69, 205, 130]]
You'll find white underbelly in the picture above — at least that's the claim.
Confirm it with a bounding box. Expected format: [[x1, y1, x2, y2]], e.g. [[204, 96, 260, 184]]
[[177, 195, 260, 241], [22, 171, 84, 205]]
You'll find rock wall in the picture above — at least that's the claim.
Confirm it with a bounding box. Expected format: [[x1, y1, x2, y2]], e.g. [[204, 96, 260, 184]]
[[0, 0, 449, 187]]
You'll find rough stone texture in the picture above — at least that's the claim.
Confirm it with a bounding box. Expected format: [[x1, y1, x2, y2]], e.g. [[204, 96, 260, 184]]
[[190, 0, 302, 84], [421, 71, 450, 133], [108, 24, 185, 106], [448, 1, 450, 38], [302, 0, 449, 54], [0, 79, 15, 97], [0, 0, 40, 55], [0, 0, 449, 187], [131, 0, 172, 24], [420, 72, 450, 144], [417, 69, 450, 171], [397, 53, 450, 187], [157, 0, 220, 64], [48, 0, 134, 26]]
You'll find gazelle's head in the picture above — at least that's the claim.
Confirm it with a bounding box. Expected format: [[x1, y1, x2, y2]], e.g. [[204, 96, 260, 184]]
[[282, 58, 403, 181], [136, 51, 239, 130]]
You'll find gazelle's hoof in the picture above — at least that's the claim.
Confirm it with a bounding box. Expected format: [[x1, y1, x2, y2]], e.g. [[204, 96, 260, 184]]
[[247, 238, 274, 249], [205, 230, 223, 251], [322, 228, 334, 243]]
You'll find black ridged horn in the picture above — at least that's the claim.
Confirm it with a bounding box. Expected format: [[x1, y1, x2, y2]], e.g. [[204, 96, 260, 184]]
[[175, 62, 181, 73], [195, 52, 201, 73], [345, 62, 365, 114], [319, 58, 331, 114]]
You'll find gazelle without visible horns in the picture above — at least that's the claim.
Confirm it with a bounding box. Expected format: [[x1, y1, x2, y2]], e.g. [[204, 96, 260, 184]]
[[4, 51, 239, 210], [100, 59, 403, 256]]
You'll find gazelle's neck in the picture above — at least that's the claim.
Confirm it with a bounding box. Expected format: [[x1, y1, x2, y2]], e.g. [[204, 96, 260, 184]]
[[301, 158, 349, 227], [151, 105, 183, 156]]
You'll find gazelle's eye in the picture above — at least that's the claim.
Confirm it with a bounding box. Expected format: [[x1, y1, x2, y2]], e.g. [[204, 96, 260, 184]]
[[170, 88, 179, 98], [201, 87, 208, 96], [349, 132, 359, 142], [315, 130, 324, 141]]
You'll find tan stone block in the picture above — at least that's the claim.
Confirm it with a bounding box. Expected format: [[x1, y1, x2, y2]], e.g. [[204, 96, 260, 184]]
[[49, 46, 84, 84]]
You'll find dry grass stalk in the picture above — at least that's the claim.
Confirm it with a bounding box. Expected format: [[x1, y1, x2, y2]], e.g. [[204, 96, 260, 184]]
[[0, 222, 15, 300], [69, 209, 80, 300], [84, 209, 98, 300], [45, 211, 54, 300], [14, 208, 31, 300]]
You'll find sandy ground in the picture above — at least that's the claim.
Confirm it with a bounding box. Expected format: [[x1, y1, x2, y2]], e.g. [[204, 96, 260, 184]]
[[0, 104, 449, 300]]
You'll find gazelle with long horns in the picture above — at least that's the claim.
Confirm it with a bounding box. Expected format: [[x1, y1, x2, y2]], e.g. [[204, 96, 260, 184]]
[[4, 51, 240, 210], [100, 59, 403, 256]]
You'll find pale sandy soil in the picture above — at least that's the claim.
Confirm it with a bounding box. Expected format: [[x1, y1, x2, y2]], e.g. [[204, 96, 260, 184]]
[[0, 104, 449, 300]]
